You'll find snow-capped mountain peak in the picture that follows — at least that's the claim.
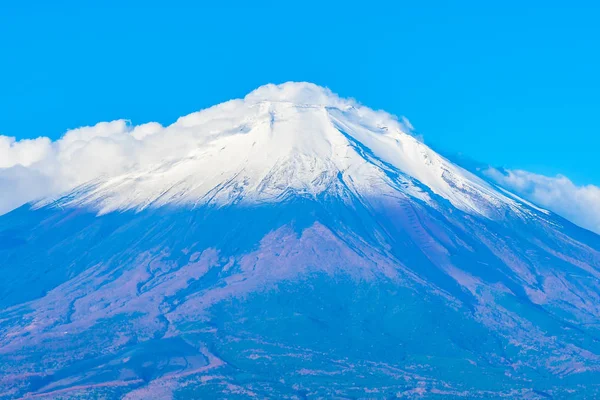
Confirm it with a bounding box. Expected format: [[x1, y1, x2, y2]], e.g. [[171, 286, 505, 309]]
[[43, 82, 516, 216]]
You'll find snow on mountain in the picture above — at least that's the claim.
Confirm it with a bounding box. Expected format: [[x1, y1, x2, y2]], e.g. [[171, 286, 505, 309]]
[[39, 82, 519, 218], [1, 83, 600, 398]]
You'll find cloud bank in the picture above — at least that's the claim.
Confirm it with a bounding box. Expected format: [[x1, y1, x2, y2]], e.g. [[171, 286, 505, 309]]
[[486, 168, 600, 234], [0, 120, 156, 215]]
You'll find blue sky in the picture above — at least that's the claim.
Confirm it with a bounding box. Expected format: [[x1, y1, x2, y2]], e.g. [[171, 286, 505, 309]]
[[1, 0, 599, 186]]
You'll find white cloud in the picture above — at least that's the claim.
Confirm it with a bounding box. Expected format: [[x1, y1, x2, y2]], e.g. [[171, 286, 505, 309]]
[[486, 168, 600, 234], [0, 136, 52, 168], [0, 125, 113, 214], [0, 118, 178, 214]]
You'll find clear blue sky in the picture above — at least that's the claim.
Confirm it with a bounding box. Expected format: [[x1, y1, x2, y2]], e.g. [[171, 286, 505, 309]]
[[1, 1, 599, 185]]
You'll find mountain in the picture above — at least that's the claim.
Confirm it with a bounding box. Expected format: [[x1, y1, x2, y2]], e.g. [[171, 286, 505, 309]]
[[1, 82, 600, 399]]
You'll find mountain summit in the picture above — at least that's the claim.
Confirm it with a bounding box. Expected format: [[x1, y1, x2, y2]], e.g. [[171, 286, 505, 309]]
[[2, 83, 600, 398], [44, 82, 516, 217]]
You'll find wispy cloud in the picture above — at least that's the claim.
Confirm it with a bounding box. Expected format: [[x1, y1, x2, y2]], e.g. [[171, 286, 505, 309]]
[[486, 168, 600, 234]]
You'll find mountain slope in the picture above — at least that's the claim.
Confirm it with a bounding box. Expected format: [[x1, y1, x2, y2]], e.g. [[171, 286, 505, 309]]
[[1, 83, 600, 399]]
